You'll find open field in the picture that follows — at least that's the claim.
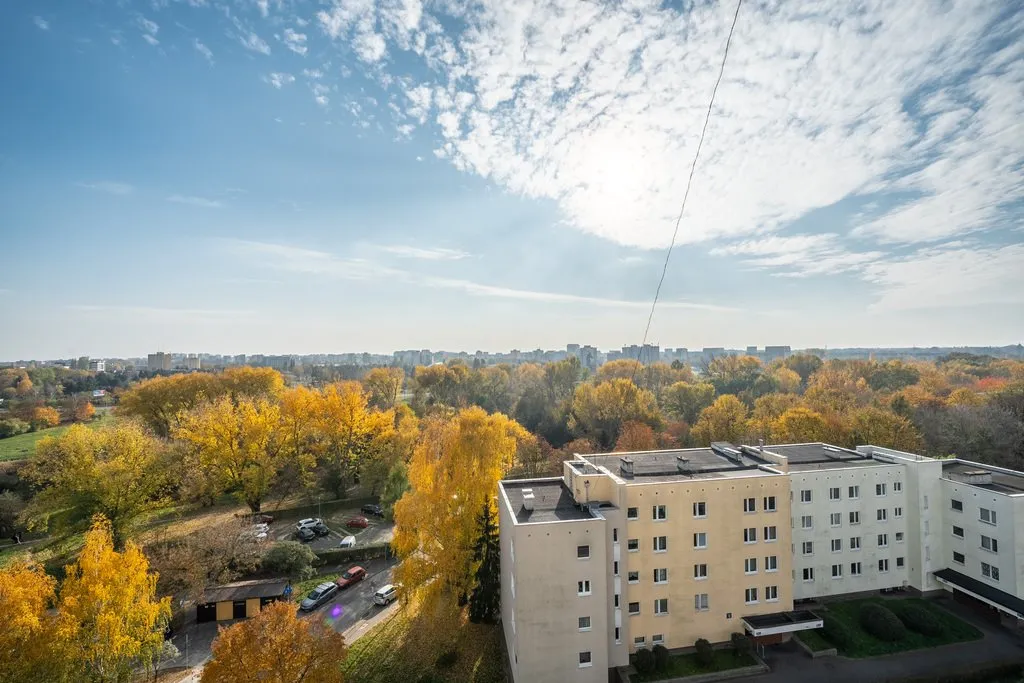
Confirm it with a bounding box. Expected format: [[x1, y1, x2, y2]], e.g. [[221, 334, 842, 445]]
[[0, 412, 114, 462]]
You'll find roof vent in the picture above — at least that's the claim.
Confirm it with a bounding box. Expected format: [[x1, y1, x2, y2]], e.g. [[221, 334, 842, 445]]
[[676, 456, 691, 473], [620, 457, 634, 476], [949, 469, 992, 486], [522, 489, 535, 512]]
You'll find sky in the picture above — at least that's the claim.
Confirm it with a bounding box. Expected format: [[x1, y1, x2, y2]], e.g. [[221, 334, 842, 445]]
[[1, 0, 1022, 360]]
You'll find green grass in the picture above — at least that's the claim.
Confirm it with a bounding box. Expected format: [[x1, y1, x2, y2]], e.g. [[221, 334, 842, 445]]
[[0, 413, 113, 462], [822, 598, 982, 658], [795, 629, 834, 652], [291, 576, 331, 603], [631, 650, 756, 682]]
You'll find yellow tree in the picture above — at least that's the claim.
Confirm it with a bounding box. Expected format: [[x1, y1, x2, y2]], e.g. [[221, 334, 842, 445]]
[[747, 393, 803, 442], [59, 516, 171, 682], [393, 407, 528, 604], [848, 407, 923, 452], [201, 601, 345, 683], [691, 395, 748, 445], [118, 373, 222, 437], [30, 405, 60, 429], [771, 407, 830, 444], [218, 366, 285, 401], [0, 562, 68, 683], [613, 421, 658, 452], [569, 378, 661, 450], [315, 382, 394, 491], [661, 381, 716, 424], [362, 367, 405, 410], [173, 396, 286, 512], [278, 386, 322, 493]]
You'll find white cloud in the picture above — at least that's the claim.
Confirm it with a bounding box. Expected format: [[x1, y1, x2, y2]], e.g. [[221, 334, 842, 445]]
[[283, 28, 307, 55], [33, 16, 49, 30], [142, 34, 160, 46], [77, 181, 134, 195], [311, 83, 330, 106], [376, 245, 470, 260], [302, 68, 323, 79], [710, 234, 884, 277], [266, 72, 296, 89], [138, 17, 159, 35], [239, 31, 271, 54], [255, 0, 270, 18], [194, 38, 214, 63], [167, 194, 223, 208]]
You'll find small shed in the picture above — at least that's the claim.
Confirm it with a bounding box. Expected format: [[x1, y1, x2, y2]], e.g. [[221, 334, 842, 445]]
[[197, 579, 289, 623]]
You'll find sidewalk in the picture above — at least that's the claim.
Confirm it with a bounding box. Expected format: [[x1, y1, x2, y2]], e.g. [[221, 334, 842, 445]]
[[343, 600, 399, 643]]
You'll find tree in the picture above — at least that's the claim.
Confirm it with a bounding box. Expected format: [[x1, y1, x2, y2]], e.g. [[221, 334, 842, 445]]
[[314, 382, 395, 496], [362, 367, 405, 410], [393, 407, 528, 604], [614, 421, 658, 452], [691, 395, 748, 445], [200, 601, 346, 683], [569, 379, 661, 450], [75, 400, 96, 422], [468, 503, 500, 624], [262, 542, 317, 579], [59, 516, 172, 682], [772, 408, 830, 443], [0, 561, 67, 683], [804, 364, 870, 413], [662, 382, 715, 424], [848, 407, 923, 452], [703, 355, 764, 396], [380, 460, 409, 516], [782, 353, 823, 385], [747, 394, 802, 442], [866, 360, 920, 392], [30, 405, 60, 430]]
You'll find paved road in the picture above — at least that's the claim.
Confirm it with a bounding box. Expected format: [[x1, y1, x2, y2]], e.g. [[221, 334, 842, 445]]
[[298, 556, 399, 634], [273, 515, 393, 552]]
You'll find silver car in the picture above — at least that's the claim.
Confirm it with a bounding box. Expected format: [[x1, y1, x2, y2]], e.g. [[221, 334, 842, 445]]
[[300, 582, 339, 611]]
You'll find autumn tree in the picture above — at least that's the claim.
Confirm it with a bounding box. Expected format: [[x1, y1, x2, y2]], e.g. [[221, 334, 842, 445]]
[[691, 395, 748, 445], [747, 394, 803, 442], [804, 363, 871, 413], [362, 366, 405, 410], [315, 382, 395, 496], [412, 362, 471, 409], [771, 407, 830, 444], [277, 386, 322, 497], [393, 407, 528, 604], [614, 421, 658, 452], [662, 381, 716, 424], [30, 405, 60, 430], [0, 561, 68, 683], [703, 355, 764, 396], [848, 407, 923, 452], [468, 503, 500, 624], [782, 353, 823, 385], [63, 395, 96, 422], [569, 379, 661, 450], [201, 601, 346, 683]]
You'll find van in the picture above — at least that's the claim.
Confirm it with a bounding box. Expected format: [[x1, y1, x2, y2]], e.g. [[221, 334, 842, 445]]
[[373, 584, 399, 606]]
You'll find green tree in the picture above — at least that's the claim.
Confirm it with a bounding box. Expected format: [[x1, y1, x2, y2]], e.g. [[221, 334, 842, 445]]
[[468, 503, 500, 624], [662, 382, 716, 424], [569, 379, 661, 450], [691, 395, 748, 445]]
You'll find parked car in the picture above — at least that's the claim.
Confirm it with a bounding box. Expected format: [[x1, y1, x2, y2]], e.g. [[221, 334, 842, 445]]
[[373, 584, 399, 606], [346, 516, 369, 529], [296, 527, 315, 542], [339, 535, 357, 549], [361, 504, 384, 517], [295, 518, 323, 532], [335, 566, 366, 590], [300, 582, 339, 611], [311, 521, 330, 537]]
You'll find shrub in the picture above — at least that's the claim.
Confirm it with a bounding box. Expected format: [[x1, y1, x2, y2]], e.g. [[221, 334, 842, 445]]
[[435, 649, 458, 669], [694, 638, 714, 667], [891, 602, 946, 637], [731, 632, 752, 655], [823, 614, 853, 647], [651, 644, 670, 671], [860, 602, 908, 642], [634, 647, 655, 674], [262, 541, 316, 578], [0, 418, 29, 438]]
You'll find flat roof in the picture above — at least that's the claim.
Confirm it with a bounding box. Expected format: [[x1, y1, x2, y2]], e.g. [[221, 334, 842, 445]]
[[934, 568, 1024, 619], [759, 443, 884, 472], [743, 610, 821, 629], [941, 461, 1024, 494], [581, 445, 775, 483], [501, 479, 595, 523], [201, 579, 289, 604]]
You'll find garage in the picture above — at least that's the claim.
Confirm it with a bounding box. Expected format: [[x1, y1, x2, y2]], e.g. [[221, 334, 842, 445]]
[[196, 579, 290, 623]]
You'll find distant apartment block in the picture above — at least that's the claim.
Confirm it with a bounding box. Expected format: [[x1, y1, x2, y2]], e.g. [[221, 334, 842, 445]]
[[499, 443, 1024, 683], [147, 352, 172, 371], [184, 354, 201, 371], [88, 359, 105, 372]]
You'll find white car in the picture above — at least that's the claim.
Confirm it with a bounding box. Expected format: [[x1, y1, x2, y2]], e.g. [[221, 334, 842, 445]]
[[373, 584, 399, 606], [295, 518, 324, 532], [339, 535, 357, 549], [240, 524, 269, 541]]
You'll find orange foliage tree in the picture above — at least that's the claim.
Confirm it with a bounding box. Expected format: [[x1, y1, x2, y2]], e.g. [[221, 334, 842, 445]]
[[30, 405, 60, 430]]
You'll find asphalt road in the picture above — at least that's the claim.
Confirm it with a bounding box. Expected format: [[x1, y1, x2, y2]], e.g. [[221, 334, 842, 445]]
[[298, 556, 399, 633], [273, 515, 393, 552]]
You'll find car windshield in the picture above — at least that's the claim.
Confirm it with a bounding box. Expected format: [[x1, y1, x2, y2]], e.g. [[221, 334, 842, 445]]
[[308, 589, 322, 599], [342, 570, 356, 579]]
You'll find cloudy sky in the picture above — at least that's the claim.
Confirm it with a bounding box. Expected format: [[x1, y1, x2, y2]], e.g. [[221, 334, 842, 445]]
[[1, 0, 1022, 360]]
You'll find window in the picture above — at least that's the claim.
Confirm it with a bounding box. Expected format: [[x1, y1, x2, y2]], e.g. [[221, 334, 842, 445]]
[[830, 512, 842, 527], [654, 568, 668, 584], [765, 555, 778, 572], [745, 588, 758, 604], [850, 562, 862, 576], [744, 558, 758, 574], [577, 545, 590, 559], [744, 527, 757, 543], [627, 539, 639, 552], [764, 496, 777, 512], [980, 508, 997, 525], [800, 489, 812, 503], [578, 616, 591, 631], [876, 483, 887, 496], [832, 564, 843, 579], [981, 535, 999, 553], [878, 559, 889, 572], [614, 561, 619, 576], [953, 526, 964, 538], [628, 507, 639, 519], [653, 536, 667, 552], [982, 562, 1000, 581], [893, 481, 902, 492], [765, 585, 779, 602], [744, 497, 756, 513], [652, 634, 664, 645], [802, 541, 814, 555], [633, 636, 645, 647], [850, 511, 861, 525], [613, 528, 618, 543], [579, 651, 592, 668], [653, 504, 667, 520], [694, 532, 708, 549], [877, 534, 888, 548], [829, 487, 841, 501], [614, 595, 619, 608], [628, 571, 639, 584], [577, 580, 591, 596], [831, 538, 843, 552], [694, 563, 708, 580], [801, 515, 813, 529], [628, 602, 640, 615], [877, 509, 888, 522], [953, 551, 965, 565], [802, 567, 815, 581], [896, 557, 905, 568], [693, 501, 707, 518], [615, 627, 620, 643], [895, 532, 904, 543], [849, 485, 860, 499], [694, 593, 709, 611], [951, 499, 963, 512], [654, 598, 669, 615], [850, 536, 861, 550], [764, 526, 777, 542]]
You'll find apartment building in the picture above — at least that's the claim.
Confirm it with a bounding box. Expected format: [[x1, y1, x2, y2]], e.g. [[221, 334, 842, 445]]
[[499, 442, 1024, 683]]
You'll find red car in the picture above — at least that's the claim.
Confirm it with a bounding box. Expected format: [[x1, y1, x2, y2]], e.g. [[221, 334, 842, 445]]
[[346, 516, 369, 529], [336, 566, 366, 590]]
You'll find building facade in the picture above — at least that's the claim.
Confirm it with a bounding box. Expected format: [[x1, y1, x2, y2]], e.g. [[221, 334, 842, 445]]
[[147, 352, 172, 371], [499, 443, 1024, 683]]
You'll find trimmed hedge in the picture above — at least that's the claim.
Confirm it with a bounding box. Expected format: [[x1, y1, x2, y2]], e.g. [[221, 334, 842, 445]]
[[652, 644, 670, 671], [890, 601, 946, 637], [634, 648, 655, 675], [314, 542, 389, 567], [731, 632, 752, 655], [694, 638, 714, 667], [859, 602, 907, 642], [823, 614, 853, 647]]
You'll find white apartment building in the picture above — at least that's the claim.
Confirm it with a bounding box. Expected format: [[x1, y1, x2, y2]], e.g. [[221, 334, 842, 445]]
[[499, 442, 1024, 683]]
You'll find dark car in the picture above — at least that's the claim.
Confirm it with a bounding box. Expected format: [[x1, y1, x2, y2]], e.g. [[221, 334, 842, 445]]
[[361, 504, 384, 517], [335, 566, 366, 590], [296, 527, 315, 542], [346, 516, 369, 529], [300, 582, 339, 611], [312, 521, 330, 537]]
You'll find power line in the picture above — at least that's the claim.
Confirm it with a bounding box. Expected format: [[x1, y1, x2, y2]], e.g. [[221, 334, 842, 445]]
[[631, 0, 744, 380]]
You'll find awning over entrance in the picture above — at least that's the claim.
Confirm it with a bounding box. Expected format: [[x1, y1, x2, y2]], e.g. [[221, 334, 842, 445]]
[[742, 610, 823, 637], [934, 568, 1024, 620]]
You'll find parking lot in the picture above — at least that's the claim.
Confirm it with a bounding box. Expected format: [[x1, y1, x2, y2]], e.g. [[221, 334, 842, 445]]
[[272, 507, 394, 551]]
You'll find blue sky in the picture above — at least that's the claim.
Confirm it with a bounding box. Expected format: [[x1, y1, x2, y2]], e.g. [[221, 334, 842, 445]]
[[1, 0, 1022, 360]]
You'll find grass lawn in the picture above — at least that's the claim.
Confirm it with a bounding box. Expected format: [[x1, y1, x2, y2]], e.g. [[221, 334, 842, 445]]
[[291, 576, 332, 603], [342, 597, 507, 683], [823, 598, 982, 658], [0, 413, 113, 462], [632, 650, 756, 682], [795, 629, 834, 652]]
